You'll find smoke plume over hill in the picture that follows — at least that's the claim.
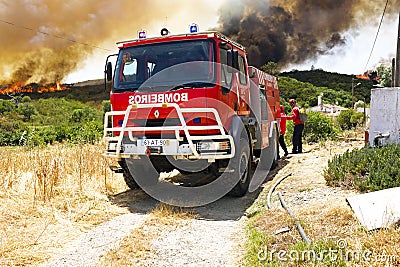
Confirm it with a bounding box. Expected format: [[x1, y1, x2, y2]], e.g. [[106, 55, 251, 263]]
[[218, 0, 400, 67]]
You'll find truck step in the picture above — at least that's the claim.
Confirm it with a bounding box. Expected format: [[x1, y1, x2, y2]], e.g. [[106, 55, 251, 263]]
[[109, 165, 124, 173]]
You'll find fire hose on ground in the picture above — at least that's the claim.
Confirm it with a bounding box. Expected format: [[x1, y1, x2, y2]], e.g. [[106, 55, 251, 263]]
[[266, 173, 292, 209], [277, 192, 310, 245], [266, 172, 311, 245]]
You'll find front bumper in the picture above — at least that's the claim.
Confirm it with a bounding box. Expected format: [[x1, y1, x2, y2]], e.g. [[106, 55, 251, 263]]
[[103, 103, 235, 160]]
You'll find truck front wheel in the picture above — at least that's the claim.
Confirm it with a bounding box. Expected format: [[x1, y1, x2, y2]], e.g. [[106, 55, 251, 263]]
[[228, 133, 251, 197], [119, 159, 139, 190], [119, 158, 159, 190]]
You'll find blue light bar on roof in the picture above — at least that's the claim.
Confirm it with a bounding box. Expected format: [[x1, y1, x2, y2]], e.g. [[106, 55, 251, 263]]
[[138, 30, 146, 39], [189, 24, 199, 33]]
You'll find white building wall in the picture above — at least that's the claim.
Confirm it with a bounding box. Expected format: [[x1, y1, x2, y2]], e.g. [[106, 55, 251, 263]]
[[369, 88, 400, 145]]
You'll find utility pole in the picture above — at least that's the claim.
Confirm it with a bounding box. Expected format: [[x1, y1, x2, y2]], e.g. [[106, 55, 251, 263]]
[[393, 58, 396, 87], [395, 13, 400, 87], [352, 78, 361, 109]]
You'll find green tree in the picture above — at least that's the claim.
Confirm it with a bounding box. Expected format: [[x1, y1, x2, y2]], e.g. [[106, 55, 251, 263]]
[[354, 100, 365, 109], [0, 100, 14, 114], [18, 102, 36, 121], [376, 64, 392, 87], [261, 62, 280, 76]]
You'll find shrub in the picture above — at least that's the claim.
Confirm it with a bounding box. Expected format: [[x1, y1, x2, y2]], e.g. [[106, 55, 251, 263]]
[[285, 111, 337, 144], [70, 121, 103, 144], [324, 144, 400, 192], [303, 111, 337, 143], [336, 109, 364, 130], [18, 102, 37, 121], [69, 106, 98, 123], [0, 117, 29, 145], [103, 100, 111, 113], [27, 127, 59, 146], [0, 99, 14, 115]]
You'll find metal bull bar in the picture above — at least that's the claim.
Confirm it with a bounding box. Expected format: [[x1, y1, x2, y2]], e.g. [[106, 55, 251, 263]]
[[103, 103, 235, 160]]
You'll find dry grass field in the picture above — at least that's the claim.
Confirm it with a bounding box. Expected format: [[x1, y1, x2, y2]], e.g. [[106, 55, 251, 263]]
[[0, 143, 129, 266]]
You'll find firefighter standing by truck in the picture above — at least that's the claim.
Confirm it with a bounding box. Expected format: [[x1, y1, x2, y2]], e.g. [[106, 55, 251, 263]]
[[287, 99, 304, 154]]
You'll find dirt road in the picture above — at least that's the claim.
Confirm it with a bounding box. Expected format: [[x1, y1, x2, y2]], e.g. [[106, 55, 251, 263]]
[[39, 140, 364, 266]]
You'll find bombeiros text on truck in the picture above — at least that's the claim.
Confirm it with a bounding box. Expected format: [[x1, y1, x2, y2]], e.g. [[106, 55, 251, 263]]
[[103, 25, 281, 206]]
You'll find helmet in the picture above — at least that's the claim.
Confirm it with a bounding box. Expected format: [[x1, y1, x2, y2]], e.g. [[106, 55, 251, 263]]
[[289, 99, 296, 105]]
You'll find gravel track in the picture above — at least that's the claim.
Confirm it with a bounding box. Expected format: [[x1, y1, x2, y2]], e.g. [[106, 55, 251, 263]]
[[146, 219, 246, 267], [40, 213, 148, 267], [39, 189, 253, 267]]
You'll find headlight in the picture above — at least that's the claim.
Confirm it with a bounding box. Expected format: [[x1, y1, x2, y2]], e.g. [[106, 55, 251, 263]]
[[196, 141, 230, 152]]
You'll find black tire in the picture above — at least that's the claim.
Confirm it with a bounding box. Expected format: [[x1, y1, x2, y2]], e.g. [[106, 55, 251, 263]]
[[269, 126, 279, 170], [228, 133, 251, 197], [119, 158, 159, 189], [119, 159, 140, 190], [123, 168, 140, 190], [259, 126, 279, 171]]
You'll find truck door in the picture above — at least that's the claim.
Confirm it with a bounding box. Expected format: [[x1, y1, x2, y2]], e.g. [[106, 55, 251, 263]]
[[218, 46, 235, 124], [259, 85, 270, 149], [236, 54, 250, 116]]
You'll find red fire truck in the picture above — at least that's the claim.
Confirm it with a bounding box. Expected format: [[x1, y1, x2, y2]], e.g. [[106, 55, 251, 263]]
[[103, 28, 280, 204]]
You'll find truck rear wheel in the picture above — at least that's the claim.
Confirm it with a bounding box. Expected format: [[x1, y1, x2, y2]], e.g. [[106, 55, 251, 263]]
[[268, 126, 279, 170], [228, 133, 251, 197], [261, 126, 279, 171]]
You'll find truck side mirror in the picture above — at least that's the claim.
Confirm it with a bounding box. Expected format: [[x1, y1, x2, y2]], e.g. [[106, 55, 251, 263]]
[[227, 50, 239, 72], [106, 62, 112, 81]]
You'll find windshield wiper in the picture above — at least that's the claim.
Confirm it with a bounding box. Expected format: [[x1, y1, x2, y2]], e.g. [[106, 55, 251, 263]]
[[169, 82, 214, 91], [136, 85, 153, 92]]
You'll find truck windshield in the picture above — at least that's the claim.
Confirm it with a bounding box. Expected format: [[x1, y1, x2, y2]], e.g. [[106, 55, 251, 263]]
[[113, 39, 215, 92]]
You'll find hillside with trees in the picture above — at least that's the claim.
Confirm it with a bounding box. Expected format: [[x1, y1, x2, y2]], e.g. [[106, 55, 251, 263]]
[[280, 69, 375, 105], [0, 80, 108, 146]]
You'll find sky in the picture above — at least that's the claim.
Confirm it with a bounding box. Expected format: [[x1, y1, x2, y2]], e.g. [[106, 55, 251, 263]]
[[289, 19, 398, 75], [0, 0, 398, 84]]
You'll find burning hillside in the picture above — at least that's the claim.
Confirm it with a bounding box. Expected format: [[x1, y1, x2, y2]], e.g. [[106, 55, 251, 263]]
[[0, 82, 69, 95]]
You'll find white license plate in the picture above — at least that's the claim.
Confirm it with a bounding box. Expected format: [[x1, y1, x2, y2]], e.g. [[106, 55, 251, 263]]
[[142, 139, 169, 147]]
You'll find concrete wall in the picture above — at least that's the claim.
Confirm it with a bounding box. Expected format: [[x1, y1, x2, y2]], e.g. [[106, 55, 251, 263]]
[[369, 88, 400, 145]]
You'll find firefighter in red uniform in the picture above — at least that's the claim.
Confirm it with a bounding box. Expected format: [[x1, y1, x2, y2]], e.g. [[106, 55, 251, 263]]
[[278, 105, 289, 157], [287, 99, 304, 154]]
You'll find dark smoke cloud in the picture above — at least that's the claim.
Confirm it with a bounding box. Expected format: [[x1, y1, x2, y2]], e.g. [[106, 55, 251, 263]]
[[217, 0, 400, 68], [0, 0, 214, 84]]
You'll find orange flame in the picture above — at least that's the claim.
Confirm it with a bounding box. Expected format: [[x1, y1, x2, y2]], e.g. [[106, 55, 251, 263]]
[[356, 74, 370, 80], [0, 82, 69, 95], [356, 71, 379, 83]]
